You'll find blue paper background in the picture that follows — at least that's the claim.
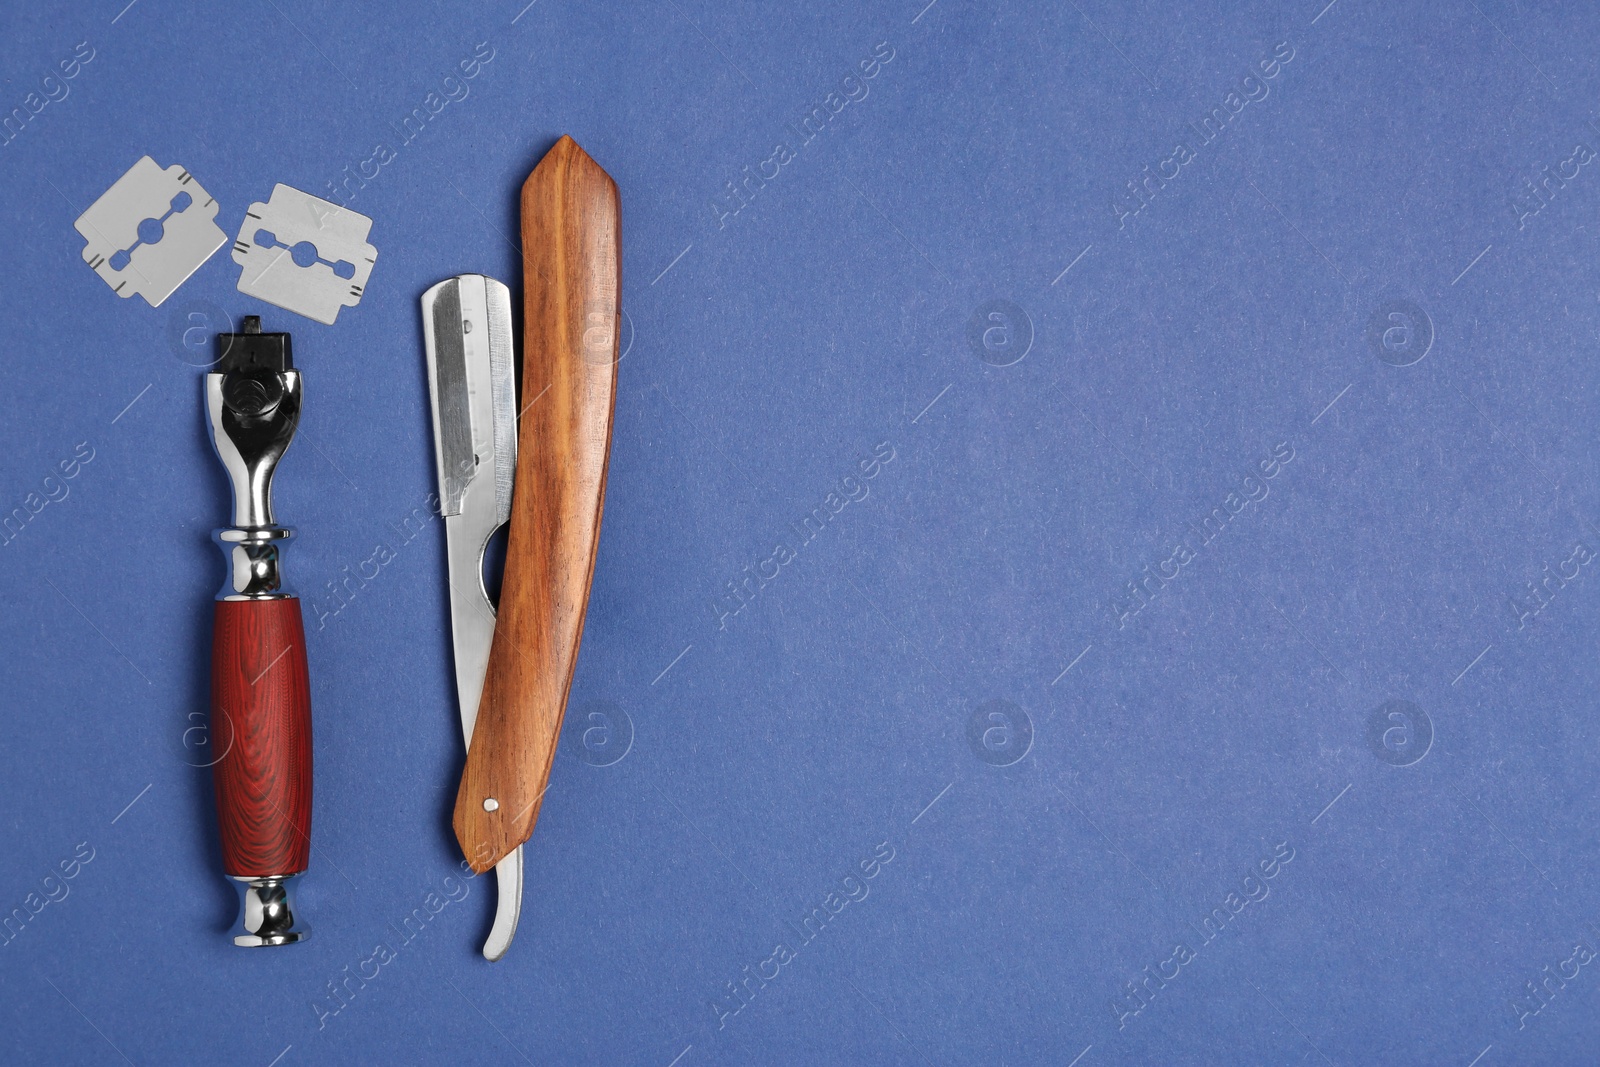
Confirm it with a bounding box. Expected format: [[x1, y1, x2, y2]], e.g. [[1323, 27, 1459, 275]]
[[3, 0, 1599, 1063]]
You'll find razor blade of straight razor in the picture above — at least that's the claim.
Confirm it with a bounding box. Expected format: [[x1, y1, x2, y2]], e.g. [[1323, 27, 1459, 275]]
[[420, 273, 517, 745], [233, 184, 377, 325], [74, 156, 226, 308], [422, 273, 522, 961]]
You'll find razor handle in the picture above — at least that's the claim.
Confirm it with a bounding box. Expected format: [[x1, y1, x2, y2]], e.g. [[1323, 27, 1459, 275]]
[[454, 136, 620, 873], [210, 596, 313, 877], [205, 316, 312, 946]]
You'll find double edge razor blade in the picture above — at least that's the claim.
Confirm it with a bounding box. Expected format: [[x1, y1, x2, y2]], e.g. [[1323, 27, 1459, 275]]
[[74, 156, 227, 308], [232, 184, 378, 326]]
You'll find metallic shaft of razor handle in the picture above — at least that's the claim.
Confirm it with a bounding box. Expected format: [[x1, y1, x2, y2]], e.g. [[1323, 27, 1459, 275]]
[[205, 315, 313, 947]]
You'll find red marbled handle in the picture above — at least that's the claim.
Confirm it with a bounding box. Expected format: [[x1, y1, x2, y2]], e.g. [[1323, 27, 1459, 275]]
[[210, 598, 313, 878]]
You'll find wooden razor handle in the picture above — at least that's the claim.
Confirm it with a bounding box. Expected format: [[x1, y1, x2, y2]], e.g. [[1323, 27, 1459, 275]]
[[453, 136, 620, 873], [211, 597, 313, 877]]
